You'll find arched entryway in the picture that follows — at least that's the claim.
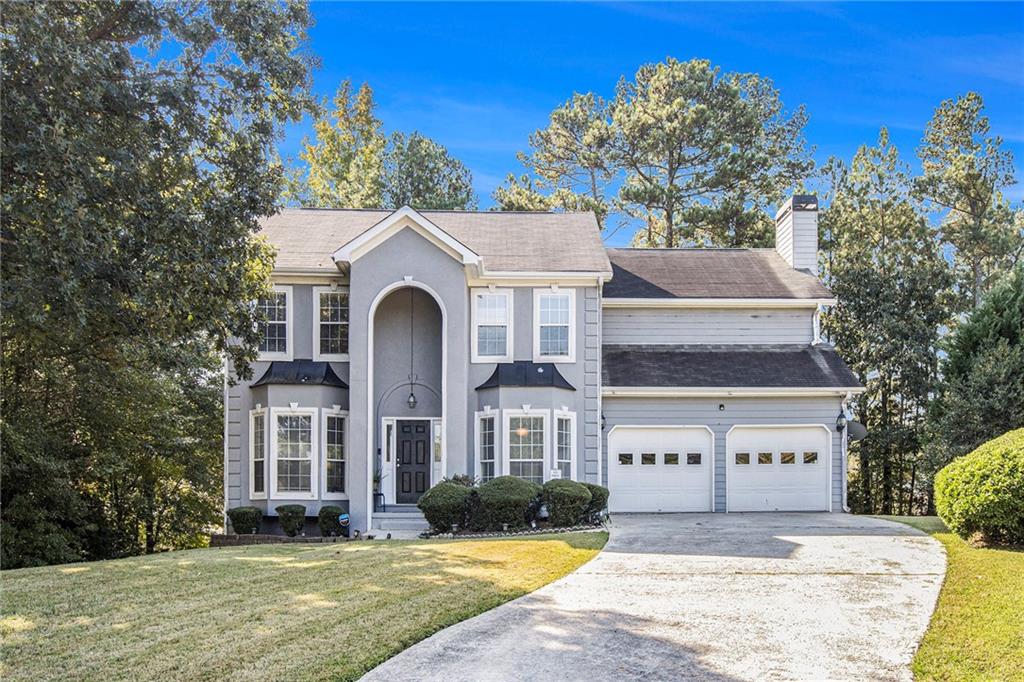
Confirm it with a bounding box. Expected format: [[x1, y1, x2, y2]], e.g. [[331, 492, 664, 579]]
[[368, 283, 445, 505]]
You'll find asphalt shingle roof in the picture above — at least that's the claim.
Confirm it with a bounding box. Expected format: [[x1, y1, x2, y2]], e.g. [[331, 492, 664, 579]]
[[260, 208, 612, 274], [602, 344, 862, 389], [604, 248, 832, 299]]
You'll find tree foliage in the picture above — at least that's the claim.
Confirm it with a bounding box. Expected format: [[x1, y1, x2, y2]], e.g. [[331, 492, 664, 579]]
[[820, 130, 954, 515], [290, 81, 476, 209], [916, 92, 1023, 309], [1, 1, 315, 567], [498, 58, 813, 247]]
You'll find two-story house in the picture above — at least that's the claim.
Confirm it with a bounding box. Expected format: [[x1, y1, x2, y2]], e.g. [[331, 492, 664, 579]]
[[224, 195, 864, 533]]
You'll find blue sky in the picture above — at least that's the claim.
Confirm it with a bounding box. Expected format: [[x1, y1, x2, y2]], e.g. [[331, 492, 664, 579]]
[[282, 2, 1023, 243]]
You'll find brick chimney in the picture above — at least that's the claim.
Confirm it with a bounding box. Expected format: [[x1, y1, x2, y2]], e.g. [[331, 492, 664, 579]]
[[775, 194, 819, 275]]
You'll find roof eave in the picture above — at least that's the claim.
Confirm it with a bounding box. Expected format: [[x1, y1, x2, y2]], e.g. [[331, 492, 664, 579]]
[[602, 297, 837, 308], [602, 386, 866, 397]]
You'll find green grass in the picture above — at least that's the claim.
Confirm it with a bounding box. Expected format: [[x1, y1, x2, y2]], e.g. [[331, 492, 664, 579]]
[[879, 516, 1023, 682], [1, 532, 607, 681]]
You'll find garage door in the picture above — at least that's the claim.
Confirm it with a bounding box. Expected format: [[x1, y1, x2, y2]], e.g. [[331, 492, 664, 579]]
[[607, 427, 713, 512], [727, 425, 830, 512]]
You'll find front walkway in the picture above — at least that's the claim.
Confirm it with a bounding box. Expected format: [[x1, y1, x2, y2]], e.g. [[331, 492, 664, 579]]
[[363, 514, 945, 681]]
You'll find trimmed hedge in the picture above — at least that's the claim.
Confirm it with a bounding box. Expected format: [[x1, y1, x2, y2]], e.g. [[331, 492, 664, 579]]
[[275, 504, 306, 537], [583, 483, 610, 519], [418, 482, 474, 532], [935, 428, 1024, 544], [478, 476, 541, 530], [318, 505, 346, 537], [226, 506, 262, 535], [543, 480, 592, 527]]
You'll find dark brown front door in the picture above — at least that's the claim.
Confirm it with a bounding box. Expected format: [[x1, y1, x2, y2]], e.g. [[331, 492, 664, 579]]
[[397, 420, 431, 503]]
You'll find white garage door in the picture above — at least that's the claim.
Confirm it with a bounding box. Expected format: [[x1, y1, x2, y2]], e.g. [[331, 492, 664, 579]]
[[607, 427, 713, 512], [727, 425, 831, 512]]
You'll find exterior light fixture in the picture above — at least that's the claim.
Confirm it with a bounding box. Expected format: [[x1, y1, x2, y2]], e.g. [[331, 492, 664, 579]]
[[836, 411, 847, 432], [407, 391, 418, 410], [406, 287, 416, 410], [515, 425, 530, 438]]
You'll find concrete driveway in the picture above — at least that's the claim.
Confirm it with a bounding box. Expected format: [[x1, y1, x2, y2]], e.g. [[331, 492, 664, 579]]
[[363, 514, 945, 682]]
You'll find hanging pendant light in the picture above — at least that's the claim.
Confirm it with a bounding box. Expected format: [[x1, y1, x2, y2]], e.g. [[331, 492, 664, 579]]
[[407, 287, 417, 410]]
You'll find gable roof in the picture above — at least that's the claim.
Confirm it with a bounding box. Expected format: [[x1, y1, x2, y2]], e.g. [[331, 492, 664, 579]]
[[602, 344, 861, 390], [604, 248, 832, 299], [259, 208, 612, 275]]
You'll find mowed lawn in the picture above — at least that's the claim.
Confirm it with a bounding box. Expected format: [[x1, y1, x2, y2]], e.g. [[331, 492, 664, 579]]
[[881, 516, 1023, 682], [1, 532, 606, 681]]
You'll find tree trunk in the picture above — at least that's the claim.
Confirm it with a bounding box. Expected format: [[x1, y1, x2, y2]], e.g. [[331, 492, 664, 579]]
[[908, 463, 917, 516], [973, 259, 983, 309]]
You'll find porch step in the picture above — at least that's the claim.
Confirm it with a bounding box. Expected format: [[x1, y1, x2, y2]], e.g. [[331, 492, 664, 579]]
[[372, 507, 430, 532]]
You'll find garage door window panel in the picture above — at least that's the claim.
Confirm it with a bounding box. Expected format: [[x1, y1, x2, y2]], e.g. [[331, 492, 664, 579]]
[[735, 452, 750, 465], [758, 452, 773, 465], [686, 452, 702, 465], [664, 453, 679, 465], [803, 451, 819, 464], [641, 453, 656, 465], [781, 451, 796, 465], [618, 453, 633, 465]]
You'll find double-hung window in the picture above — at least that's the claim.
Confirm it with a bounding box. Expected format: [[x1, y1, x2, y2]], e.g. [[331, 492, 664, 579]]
[[533, 288, 574, 362], [314, 287, 349, 361], [554, 410, 576, 480], [476, 411, 497, 482], [472, 289, 513, 363], [249, 407, 267, 499], [322, 408, 347, 498], [257, 285, 292, 360], [504, 410, 547, 484], [270, 407, 317, 499]]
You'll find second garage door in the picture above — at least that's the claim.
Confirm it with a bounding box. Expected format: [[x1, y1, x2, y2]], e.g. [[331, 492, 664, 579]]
[[727, 425, 831, 512], [607, 426, 713, 512]]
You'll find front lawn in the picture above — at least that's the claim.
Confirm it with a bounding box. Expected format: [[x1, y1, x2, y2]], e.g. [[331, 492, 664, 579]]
[[881, 516, 1023, 682], [1, 532, 606, 681]]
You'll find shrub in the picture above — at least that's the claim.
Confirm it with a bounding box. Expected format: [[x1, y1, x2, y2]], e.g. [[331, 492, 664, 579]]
[[478, 476, 541, 530], [442, 473, 477, 487], [275, 504, 307, 537], [318, 505, 347, 537], [935, 428, 1024, 544], [582, 483, 610, 520], [418, 482, 474, 532], [543, 480, 592, 527], [226, 506, 262, 535]]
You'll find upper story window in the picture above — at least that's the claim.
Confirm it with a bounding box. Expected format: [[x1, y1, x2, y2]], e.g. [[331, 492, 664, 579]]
[[314, 287, 349, 361], [471, 288, 513, 363], [257, 285, 292, 361], [533, 288, 575, 363]]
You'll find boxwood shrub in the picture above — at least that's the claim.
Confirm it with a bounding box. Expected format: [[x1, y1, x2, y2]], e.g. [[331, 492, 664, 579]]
[[275, 504, 307, 537], [935, 428, 1024, 544], [478, 476, 541, 530], [318, 505, 347, 537], [583, 483, 610, 520], [226, 506, 262, 535], [543, 480, 592, 527], [418, 482, 474, 532]]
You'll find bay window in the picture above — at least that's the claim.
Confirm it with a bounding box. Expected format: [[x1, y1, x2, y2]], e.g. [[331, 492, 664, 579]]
[[322, 409, 347, 498], [504, 410, 547, 484], [533, 288, 574, 362], [249, 408, 267, 499], [257, 285, 292, 360], [314, 287, 349, 361], [472, 289, 513, 362], [270, 407, 317, 498]]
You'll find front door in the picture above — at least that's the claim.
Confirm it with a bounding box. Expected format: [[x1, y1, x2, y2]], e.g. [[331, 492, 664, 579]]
[[396, 420, 431, 503]]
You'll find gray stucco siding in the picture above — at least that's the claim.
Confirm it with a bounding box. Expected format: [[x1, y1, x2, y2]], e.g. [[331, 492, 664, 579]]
[[602, 307, 814, 345], [601, 396, 845, 512]]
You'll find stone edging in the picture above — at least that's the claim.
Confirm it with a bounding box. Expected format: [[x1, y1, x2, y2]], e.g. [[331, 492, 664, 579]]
[[424, 524, 607, 540]]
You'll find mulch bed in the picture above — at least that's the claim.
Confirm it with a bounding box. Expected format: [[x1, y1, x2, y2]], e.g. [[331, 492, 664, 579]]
[[209, 533, 355, 547], [424, 523, 607, 540]]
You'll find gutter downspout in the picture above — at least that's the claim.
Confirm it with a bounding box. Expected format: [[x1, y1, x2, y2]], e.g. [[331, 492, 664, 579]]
[[222, 357, 231, 532], [841, 392, 853, 512]]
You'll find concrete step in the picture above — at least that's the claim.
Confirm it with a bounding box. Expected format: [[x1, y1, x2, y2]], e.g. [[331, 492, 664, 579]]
[[372, 507, 430, 531]]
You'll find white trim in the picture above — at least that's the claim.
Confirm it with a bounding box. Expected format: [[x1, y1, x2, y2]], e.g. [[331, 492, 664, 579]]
[[724, 424, 833, 513], [603, 386, 866, 398], [312, 285, 351, 362], [605, 425, 715, 512], [268, 406, 319, 500], [601, 297, 836, 309], [503, 408, 551, 484], [470, 288, 514, 363], [474, 408, 499, 483], [552, 409, 578, 481], [320, 407, 349, 500], [533, 287, 576, 363], [249, 407, 268, 500], [468, 273, 608, 288], [271, 269, 347, 285], [257, 284, 293, 361], [380, 417, 397, 506], [222, 360, 231, 531], [366, 279, 448, 530], [333, 207, 481, 266]]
